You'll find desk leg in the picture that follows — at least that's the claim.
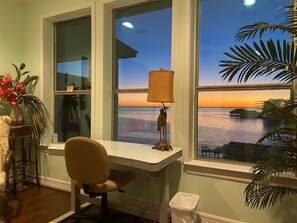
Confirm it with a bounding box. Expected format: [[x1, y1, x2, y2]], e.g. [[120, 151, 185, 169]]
[[71, 180, 80, 212], [159, 167, 169, 223]]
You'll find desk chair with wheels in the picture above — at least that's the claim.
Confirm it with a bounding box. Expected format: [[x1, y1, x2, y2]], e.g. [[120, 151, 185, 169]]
[[64, 136, 136, 222]]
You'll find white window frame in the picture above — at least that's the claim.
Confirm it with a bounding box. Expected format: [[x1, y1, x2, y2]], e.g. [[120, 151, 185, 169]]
[[183, 0, 294, 183], [41, 2, 95, 144], [111, 0, 173, 143]]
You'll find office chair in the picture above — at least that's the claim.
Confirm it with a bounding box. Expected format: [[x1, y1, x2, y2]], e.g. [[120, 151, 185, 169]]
[[64, 136, 136, 222]]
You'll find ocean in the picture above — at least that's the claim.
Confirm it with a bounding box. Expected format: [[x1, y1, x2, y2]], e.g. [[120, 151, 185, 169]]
[[197, 107, 268, 146], [117, 106, 269, 155], [117, 106, 165, 145]]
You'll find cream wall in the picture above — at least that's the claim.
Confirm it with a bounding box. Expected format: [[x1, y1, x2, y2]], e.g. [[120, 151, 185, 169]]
[[0, 0, 296, 222], [0, 0, 24, 114], [0, 1, 23, 72]]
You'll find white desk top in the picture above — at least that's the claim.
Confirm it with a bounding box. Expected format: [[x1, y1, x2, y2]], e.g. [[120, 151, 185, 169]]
[[47, 139, 182, 172]]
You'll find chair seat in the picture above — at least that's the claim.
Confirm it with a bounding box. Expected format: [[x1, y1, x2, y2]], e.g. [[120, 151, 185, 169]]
[[75, 169, 136, 193]]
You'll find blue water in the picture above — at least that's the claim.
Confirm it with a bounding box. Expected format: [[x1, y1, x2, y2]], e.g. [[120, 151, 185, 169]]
[[117, 107, 268, 148], [198, 108, 268, 147], [117, 106, 170, 144]]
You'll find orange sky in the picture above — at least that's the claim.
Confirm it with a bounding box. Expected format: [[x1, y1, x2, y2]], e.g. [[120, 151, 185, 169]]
[[118, 90, 290, 108]]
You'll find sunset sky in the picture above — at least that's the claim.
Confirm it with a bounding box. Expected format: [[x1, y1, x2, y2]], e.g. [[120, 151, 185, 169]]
[[116, 0, 290, 108]]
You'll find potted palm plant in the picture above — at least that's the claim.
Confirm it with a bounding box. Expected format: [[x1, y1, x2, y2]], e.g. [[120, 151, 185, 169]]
[[219, 2, 297, 209], [0, 63, 51, 139]]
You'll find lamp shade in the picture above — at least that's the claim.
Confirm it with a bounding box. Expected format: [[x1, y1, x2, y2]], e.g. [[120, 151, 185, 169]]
[[147, 69, 174, 103]]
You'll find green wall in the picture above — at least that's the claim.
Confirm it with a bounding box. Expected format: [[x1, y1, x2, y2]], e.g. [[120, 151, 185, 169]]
[[0, 0, 24, 115], [1, 0, 296, 222], [0, 0, 23, 72]]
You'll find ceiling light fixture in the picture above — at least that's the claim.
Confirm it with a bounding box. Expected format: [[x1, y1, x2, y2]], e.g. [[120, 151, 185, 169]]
[[243, 0, 256, 7], [122, 22, 134, 29]]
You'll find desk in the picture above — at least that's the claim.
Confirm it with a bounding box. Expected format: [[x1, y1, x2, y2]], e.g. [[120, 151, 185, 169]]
[[48, 139, 182, 223]]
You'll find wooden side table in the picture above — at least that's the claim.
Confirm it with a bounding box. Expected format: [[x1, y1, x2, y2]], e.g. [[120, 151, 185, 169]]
[[9, 125, 40, 193]]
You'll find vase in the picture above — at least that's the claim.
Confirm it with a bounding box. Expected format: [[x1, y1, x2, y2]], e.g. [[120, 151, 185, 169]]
[[10, 105, 25, 126]]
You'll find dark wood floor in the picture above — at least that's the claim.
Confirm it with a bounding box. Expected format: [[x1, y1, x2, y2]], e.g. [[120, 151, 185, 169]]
[[1, 183, 151, 223], [2, 183, 71, 223]]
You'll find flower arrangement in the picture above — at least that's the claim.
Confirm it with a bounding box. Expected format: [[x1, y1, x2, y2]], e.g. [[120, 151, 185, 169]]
[[0, 63, 38, 105], [0, 63, 51, 139]]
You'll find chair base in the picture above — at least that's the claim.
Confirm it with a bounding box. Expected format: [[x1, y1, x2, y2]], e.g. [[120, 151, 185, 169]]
[[70, 208, 128, 223], [69, 193, 119, 223], [70, 213, 111, 223]]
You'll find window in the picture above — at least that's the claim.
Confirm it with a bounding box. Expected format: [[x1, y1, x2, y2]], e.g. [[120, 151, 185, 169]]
[[54, 17, 91, 142], [196, 0, 291, 163], [113, 0, 172, 144]]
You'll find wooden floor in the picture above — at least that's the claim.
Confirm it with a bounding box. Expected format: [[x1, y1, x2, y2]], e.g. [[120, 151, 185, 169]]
[[1, 183, 151, 223], [2, 184, 71, 223]]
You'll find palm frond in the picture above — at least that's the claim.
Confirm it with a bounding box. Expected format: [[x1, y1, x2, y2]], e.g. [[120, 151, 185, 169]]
[[257, 101, 297, 145], [245, 185, 297, 209], [236, 2, 297, 42], [245, 142, 297, 209], [278, 4, 297, 29], [220, 39, 297, 83], [20, 94, 52, 139], [220, 1, 297, 210], [235, 23, 296, 42]]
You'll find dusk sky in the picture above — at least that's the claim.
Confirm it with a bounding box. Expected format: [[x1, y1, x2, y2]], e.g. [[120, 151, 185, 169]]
[[116, 0, 290, 107], [116, 7, 172, 89]]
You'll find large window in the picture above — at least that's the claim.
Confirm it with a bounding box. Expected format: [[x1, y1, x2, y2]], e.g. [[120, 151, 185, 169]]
[[113, 0, 172, 144], [196, 0, 291, 163], [54, 17, 91, 142]]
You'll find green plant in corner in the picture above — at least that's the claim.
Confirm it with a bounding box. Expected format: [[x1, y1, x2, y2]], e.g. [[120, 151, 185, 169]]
[[219, 2, 297, 209], [0, 63, 51, 139]]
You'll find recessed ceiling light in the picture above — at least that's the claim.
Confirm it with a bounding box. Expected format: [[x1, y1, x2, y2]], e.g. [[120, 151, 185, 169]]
[[243, 0, 256, 7], [122, 22, 134, 29]]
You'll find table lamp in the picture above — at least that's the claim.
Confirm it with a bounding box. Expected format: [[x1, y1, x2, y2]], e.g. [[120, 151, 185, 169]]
[[147, 68, 174, 151]]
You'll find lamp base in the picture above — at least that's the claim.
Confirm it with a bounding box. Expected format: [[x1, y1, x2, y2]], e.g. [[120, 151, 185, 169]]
[[152, 140, 173, 151]]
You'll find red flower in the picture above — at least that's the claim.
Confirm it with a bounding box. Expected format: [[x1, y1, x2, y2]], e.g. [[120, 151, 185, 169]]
[[14, 82, 26, 92], [0, 74, 12, 85], [0, 74, 25, 105], [0, 64, 39, 106], [0, 84, 18, 105]]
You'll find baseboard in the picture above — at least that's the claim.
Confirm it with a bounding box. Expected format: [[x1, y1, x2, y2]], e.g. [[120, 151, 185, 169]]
[[199, 212, 246, 223], [40, 176, 71, 192], [41, 177, 246, 223]]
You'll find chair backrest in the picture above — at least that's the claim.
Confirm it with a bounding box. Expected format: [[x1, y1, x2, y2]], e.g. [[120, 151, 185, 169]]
[[64, 136, 110, 185]]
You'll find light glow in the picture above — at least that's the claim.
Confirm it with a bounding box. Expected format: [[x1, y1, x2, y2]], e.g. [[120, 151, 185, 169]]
[[122, 22, 134, 29], [243, 0, 256, 7]]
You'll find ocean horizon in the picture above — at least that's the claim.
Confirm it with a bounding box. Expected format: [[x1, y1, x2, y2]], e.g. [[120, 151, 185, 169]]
[[117, 106, 268, 151]]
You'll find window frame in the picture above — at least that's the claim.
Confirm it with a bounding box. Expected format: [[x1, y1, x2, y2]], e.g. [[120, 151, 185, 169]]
[[53, 16, 92, 141], [41, 2, 95, 144], [183, 0, 295, 182], [111, 0, 173, 142]]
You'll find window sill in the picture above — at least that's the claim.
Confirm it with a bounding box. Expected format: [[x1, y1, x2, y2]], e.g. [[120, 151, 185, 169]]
[[184, 160, 297, 186], [183, 159, 252, 183]]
